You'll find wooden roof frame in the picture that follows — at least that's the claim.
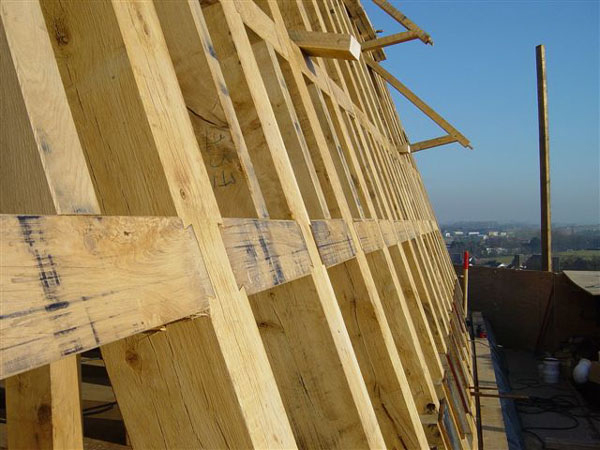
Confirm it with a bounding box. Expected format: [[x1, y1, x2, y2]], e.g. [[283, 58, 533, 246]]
[[1, 1, 477, 448]]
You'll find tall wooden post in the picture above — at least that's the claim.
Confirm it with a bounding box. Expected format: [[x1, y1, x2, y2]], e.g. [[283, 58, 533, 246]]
[[536, 44, 552, 272], [462, 250, 469, 318]]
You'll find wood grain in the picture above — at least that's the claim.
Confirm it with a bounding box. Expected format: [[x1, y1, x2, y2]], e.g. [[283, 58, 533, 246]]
[[354, 219, 384, 254], [0, 214, 212, 379], [221, 218, 312, 294], [311, 219, 356, 267], [288, 30, 361, 61]]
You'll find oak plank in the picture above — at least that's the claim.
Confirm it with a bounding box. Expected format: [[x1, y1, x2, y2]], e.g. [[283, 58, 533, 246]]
[[0, 214, 212, 379], [221, 218, 312, 295], [310, 219, 356, 267], [353, 219, 384, 254]]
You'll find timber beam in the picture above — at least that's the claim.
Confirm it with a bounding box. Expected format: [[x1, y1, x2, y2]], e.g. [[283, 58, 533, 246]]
[[221, 218, 311, 295], [288, 30, 361, 61], [1, 215, 443, 379], [0, 214, 212, 379]]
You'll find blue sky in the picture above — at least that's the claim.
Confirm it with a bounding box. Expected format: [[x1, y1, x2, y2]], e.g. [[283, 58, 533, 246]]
[[363, 1, 599, 225]]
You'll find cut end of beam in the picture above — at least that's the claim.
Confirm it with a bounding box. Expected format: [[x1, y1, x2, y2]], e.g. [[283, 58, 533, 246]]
[[289, 30, 361, 61], [349, 36, 361, 61]]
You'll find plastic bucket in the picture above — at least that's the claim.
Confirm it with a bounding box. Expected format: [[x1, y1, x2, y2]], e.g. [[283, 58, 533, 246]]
[[543, 357, 560, 384]]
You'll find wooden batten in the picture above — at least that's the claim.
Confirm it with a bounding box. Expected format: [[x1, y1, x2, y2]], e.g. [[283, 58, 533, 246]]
[[354, 219, 385, 253], [1, 0, 476, 448]]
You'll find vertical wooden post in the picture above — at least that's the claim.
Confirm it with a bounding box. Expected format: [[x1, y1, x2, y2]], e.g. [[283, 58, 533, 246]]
[[536, 44, 552, 272], [462, 251, 469, 318]]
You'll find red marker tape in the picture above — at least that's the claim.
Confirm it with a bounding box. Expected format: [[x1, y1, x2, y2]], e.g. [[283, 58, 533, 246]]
[[463, 251, 469, 269]]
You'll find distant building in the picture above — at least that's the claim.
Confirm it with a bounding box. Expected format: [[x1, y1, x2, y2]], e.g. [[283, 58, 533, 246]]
[[454, 231, 464, 236], [488, 231, 499, 237], [485, 247, 508, 256], [468, 231, 480, 236], [508, 254, 522, 269], [445, 232, 451, 237], [524, 254, 561, 272], [500, 232, 508, 237]]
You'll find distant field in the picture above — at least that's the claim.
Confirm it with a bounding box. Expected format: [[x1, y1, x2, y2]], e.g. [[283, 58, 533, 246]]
[[556, 250, 600, 258], [475, 250, 600, 268]]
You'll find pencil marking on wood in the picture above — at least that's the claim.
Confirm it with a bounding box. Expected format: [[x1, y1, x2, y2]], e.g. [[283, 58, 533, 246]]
[[18, 216, 64, 309], [54, 326, 77, 337]]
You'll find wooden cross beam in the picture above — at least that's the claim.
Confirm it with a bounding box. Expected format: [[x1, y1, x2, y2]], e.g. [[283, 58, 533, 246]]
[[1, 213, 442, 379], [288, 30, 361, 61], [0, 214, 212, 379]]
